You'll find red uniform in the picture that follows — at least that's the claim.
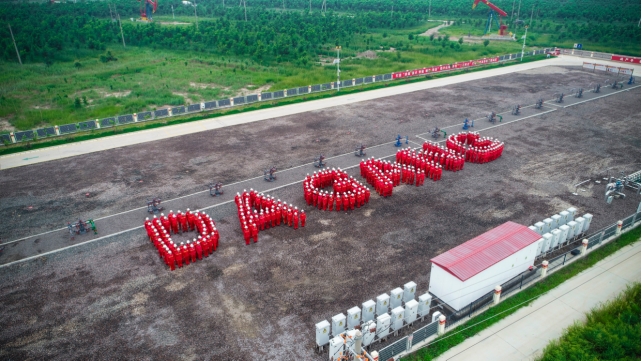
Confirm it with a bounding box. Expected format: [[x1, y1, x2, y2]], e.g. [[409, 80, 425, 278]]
[[250, 223, 258, 243], [243, 226, 251, 245], [182, 245, 190, 266], [189, 244, 197, 263], [293, 211, 299, 230], [300, 211, 306, 227], [195, 241, 203, 260]]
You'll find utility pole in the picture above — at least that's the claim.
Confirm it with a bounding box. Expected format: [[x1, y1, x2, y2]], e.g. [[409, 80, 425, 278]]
[[117, 14, 126, 48], [242, 0, 247, 21], [7, 23, 22, 66], [108, 3, 115, 22], [428, 0, 431, 18], [510, 0, 515, 20], [516, 0, 521, 21], [520, 25, 528, 61], [171, 5, 175, 19], [193, 0, 199, 31], [321, 0, 326, 13], [336, 46, 341, 92], [529, 4, 534, 27]]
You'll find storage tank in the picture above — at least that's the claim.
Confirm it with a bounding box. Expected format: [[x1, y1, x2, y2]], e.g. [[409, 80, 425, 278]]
[[566, 221, 578, 241], [331, 313, 346, 336], [582, 213, 593, 232], [390, 288, 403, 309], [376, 313, 391, 339], [567, 207, 577, 220], [329, 335, 345, 361], [574, 217, 585, 237], [541, 233, 553, 254], [559, 210, 570, 225], [417, 293, 432, 318], [362, 320, 376, 347], [551, 214, 562, 229], [347, 306, 361, 329], [404, 299, 418, 324], [543, 218, 553, 233], [362, 300, 376, 323], [558, 225, 570, 246], [376, 294, 390, 316], [315, 320, 330, 347], [551, 229, 562, 249], [403, 281, 417, 303], [533, 221, 545, 235], [390, 306, 405, 332]]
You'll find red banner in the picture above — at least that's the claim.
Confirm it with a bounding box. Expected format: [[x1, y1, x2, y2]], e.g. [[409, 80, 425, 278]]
[[611, 55, 641, 64], [392, 57, 500, 79]]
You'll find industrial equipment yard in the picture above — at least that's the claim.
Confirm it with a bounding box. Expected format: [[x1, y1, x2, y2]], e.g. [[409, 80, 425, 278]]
[[0, 64, 640, 360]]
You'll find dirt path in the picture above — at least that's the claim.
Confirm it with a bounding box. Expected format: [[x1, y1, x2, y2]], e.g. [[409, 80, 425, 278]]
[[419, 21, 451, 37]]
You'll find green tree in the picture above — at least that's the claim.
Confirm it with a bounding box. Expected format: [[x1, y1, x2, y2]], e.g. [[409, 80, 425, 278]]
[[408, 34, 414, 40], [74, 97, 82, 109], [458, 37, 464, 44], [483, 39, 490, 47]]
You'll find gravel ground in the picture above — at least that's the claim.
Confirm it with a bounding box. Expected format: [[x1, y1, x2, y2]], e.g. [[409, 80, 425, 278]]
[[0, 66, 640, 360]]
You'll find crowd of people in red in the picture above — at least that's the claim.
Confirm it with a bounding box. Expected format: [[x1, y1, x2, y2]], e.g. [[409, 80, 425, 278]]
[[417, 143, 465, 172], [360, 158, 402, 196], [235, 189, 306, 245], [446, 132, 504, 163], [303, 169, 371, 210], [144, 209, 220, 271]]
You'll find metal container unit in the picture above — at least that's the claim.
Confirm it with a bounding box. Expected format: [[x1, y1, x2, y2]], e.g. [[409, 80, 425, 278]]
[[390, 306, 405, 332], [347, 306, 361, 329], [541, 233, 553, 254], [535, 238, 544, 255], [390, 287, 404, 309], [543, 218, 553, 233], [403, 281, 417, 303], [329, 335, 345, 361], [567, 207, 577, 220], [558, 225, 570, 246], [376, 294, 390, 316], [528, 225, 538, 234], [551, 214, 562, 229], [417, 293, 432, 318], [362, 300, 376, 323], [582, 213, 593, 232], [551, 229, 562, 249], [574, 217, 585, 237], [566, 221, 578, 241], [533, 221, 545, 235], [404, 299, 418, 324], [362, 320, 376, 346], [376, 313, 391, 339], [315, 320, 331, 347], [559, 210, 570, 225], [331, 313, 346, 336]]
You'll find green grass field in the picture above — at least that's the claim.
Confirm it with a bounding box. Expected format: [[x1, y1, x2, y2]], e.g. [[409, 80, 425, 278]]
[[536, 283, 641, 361], [0, 20, 530, 131]]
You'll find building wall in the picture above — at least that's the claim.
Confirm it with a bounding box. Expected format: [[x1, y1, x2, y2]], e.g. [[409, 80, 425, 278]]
[[429, 242, 539, 311]]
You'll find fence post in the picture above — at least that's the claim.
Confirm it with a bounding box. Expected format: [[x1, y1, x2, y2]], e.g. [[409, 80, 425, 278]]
[[437, 315, 446, 336], [581, 239, 589, 256], [540, 260, 549, 278], [54, 125, 60, 135], [468, 302, 473, 318], [616, 220, 623, 235], [599, 231, 604, 244], [95, 119, 101, 129], [406, 334, 413, 352], [562, 253, 567, 266], [9, 132, 16, 143], [519, 274, 524, 289], [493, 285, 502, 305]]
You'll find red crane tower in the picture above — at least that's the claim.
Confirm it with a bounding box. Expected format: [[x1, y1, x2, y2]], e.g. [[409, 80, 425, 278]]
[[472, 0, 508, 36]]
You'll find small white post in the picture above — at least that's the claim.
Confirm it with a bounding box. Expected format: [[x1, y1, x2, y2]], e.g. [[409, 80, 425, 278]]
[[540, 260, 549, 278], [371, 350, 379, 361], [95, 119, 100, 129], [437, 315, 446, 335], [133, 113, 138, 122], [54, 126, 60, 135], [616, 220, 623, 235], [493, 285, 502, 305], [581, 239, 589, 256]]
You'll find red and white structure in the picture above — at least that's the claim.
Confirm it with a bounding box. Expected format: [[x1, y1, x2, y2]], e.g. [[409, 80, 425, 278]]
[[428, 222, 541, 311]]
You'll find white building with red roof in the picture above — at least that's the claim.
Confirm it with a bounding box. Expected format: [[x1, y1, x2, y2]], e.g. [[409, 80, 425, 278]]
[[428, 221, 542, 311]]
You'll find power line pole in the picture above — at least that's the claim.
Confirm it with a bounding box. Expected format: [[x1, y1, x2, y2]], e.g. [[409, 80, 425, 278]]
[[510, 0, 515, 20], [516, 0, 521, 21], [117, 14, 126, 48], [7, 23, 22, 66], [171, 5, 175, 19], [336, 46, 341, 92], [243, 0, 247, 21], [520, 25, 528, 61], [193, 0, 199, 31], [428, 0, 431, 18], [529, 4, 534, 27]]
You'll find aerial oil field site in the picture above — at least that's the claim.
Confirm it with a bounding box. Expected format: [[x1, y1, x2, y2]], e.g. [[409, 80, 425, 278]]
[[0, 0, 640, 360]]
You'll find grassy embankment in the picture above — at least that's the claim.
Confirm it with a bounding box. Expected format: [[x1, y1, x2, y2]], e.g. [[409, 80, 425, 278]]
[[0, 20, 529, 131], [536, 282, 640, 361], [403, 225, 641, 361]]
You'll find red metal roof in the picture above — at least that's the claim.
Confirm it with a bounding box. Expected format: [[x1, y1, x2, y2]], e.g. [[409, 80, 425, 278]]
[[430, 222, 541, 282]]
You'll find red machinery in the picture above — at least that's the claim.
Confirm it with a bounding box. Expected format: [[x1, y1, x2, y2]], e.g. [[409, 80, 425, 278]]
[[472, 0, 508, 36]]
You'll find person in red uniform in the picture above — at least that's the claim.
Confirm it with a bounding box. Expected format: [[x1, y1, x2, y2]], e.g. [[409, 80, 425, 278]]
[[287, 206, 294, 226], [189, 242, 197, 263], [201, 236, 210, 256], [168, 211, 179, 234], [160, 213, 170, 233], [349, 192, 356, 210], [243, 225, 251, 245], [293, 209, 299, 230], [195, 239, 203, 260], [180, 243, 190, 266], [300, 210, 306, 227], [250, 222, 258, 243]]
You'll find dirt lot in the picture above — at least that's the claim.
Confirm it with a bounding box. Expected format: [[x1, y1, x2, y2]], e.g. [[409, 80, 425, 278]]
[[0, 66, 640, 360]]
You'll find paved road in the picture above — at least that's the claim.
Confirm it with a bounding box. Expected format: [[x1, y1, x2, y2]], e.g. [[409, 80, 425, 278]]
[[433, 240, 641, 361], [1, 75, 639, 267], [0, 55, 638, 171]]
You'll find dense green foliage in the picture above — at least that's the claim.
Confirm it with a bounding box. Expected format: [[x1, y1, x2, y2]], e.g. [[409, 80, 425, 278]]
[[537, 283, 641, 361]]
